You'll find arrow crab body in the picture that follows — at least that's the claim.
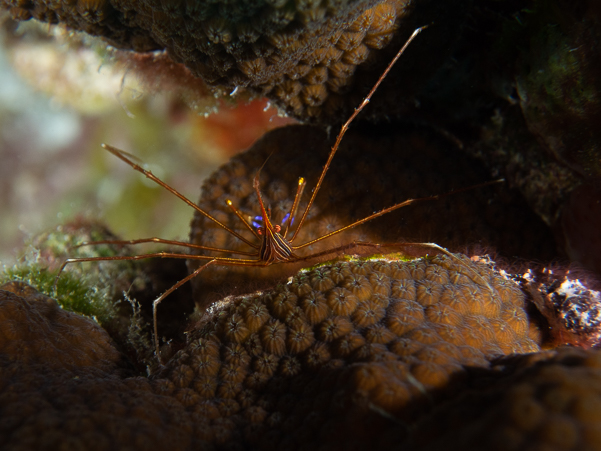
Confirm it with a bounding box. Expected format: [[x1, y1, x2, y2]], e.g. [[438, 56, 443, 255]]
[[53, 27, 498, 362]]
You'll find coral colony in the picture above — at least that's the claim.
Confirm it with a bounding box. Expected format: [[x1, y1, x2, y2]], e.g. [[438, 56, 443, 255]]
[[0, 0, 413, 119], [2, 0, 601, 450], [2, 255, 601, 449]]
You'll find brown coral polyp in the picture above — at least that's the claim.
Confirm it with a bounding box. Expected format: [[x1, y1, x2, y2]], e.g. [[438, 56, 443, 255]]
[[0, 0, 419, 119], [153, 253, 542, 447], [9, 257, 601, 449]]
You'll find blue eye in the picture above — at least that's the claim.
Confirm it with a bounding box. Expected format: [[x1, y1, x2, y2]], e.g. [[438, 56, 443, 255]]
[[252, 216, 264, 229], [281, 213, 294, 226]]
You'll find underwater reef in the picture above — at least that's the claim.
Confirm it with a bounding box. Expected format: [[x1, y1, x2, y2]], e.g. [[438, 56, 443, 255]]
[[1, 0, 600, 275], [2, 0, 601, 449], [188, 123, 556, 310], [2, 252, 601, 450]]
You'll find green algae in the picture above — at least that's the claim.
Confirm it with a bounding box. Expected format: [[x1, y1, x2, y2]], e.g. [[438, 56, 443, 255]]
[[0, 223, 127, 326], [290, 252, 433, 281]]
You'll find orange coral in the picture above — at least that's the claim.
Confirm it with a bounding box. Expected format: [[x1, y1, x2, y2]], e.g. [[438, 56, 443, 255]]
[[154, 253, 540, 448], [187, 124, 556, 309], [0, 253, 549, 450]]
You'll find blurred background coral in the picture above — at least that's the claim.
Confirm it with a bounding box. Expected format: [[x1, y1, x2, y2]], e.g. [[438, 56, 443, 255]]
[[0, 19, 292, 266]]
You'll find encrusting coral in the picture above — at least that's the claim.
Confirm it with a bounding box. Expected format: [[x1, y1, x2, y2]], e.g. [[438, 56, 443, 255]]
[[156, 253, 542, 449], [0, 285, 203, 451], [6, 240, 601, 450], [188, 123, 557, 309], [0, 253, 546, 450], [3, 0, 601, 448], [0, 0, 472, 120], [0, 282, 121, 372]]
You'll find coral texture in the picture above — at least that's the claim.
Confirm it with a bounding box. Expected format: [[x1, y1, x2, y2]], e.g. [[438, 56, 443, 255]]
[[158, 253, 541, 449], [405, 347, 601, 451], [187, 123, 556, 309], [0, 0, 410, 119], [0, 0, 472, 121], [0, 364, 208, 451], [0, 254, 547, 450], [0, 286, 203, 451], [519, 266, 601, 349], [0, 282, 120, 372]]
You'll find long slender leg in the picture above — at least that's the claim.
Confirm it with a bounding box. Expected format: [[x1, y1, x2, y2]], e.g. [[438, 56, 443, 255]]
[[53, 252, 261, 294], [294, 198, 417, 250], [152, 260, 217, 363], [102, 144, 258, 249], [293, 240, 445, 262], [152, 258, 271, 363], [283, 177, 307, 238], [293, 179, 504, 250], [295, 240, 496, 300], [75, 237, 259, 256], [289, 27, 427, 243], [54, 249, 275, 363], [225, 199, 261, 239]]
